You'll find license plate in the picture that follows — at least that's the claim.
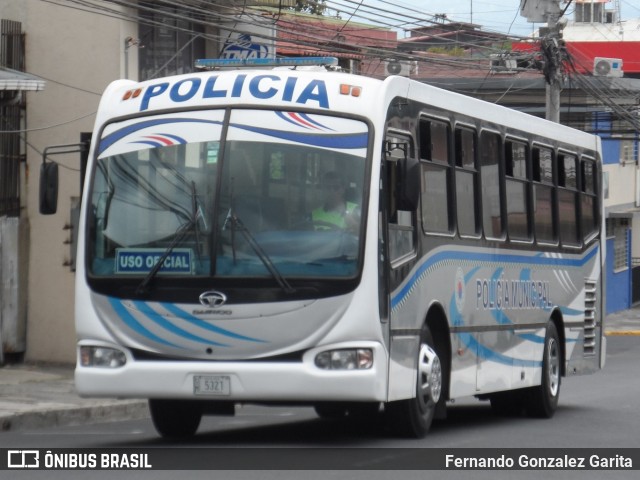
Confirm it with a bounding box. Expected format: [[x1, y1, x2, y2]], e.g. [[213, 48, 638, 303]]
[[193, 375, 231, 396]]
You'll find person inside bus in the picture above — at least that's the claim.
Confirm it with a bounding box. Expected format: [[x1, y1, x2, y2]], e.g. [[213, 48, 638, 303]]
[[311, 171, 360, 231]]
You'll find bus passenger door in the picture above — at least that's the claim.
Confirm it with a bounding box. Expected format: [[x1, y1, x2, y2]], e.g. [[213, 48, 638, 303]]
[[382, 130, 421, 401], [383, 132, 420, 290]]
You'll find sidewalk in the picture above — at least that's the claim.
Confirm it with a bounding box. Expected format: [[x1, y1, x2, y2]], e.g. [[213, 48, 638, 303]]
[[0, 364, 148, 432], [1, 309, 638, 433]]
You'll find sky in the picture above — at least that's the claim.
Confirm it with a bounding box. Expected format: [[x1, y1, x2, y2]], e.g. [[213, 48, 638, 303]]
[[397, 0, 537, 37], [366, 0, 640, 38]]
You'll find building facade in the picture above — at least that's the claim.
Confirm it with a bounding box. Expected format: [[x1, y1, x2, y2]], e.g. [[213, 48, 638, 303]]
[[1, 0, 141, 363]]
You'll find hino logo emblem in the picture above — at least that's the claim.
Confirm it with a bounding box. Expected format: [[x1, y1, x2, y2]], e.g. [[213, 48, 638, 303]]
[[199, 291, 227, 307]]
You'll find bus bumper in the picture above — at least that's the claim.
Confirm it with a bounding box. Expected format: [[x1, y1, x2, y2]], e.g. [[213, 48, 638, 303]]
[[75, 341, 388, 402]]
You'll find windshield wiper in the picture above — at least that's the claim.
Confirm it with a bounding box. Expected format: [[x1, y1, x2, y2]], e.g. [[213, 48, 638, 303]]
[[135, 181, 202, 297], [223, 207, 295, 294], [134, 219, 195, 296]]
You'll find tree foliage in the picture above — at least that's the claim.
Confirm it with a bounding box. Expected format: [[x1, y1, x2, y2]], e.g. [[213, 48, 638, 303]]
[[292, 0, 327, 15]]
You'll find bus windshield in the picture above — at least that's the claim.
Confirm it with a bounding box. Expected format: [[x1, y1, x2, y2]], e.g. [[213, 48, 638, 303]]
[[88, 109, 369, 283]]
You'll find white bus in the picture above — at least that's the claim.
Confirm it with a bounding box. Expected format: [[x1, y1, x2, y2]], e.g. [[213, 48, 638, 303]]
[[41, 57, 605, 438]]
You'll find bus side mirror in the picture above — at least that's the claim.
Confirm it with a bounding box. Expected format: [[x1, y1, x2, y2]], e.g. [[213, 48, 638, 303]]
[[397, 156, 420, 211], [39, 162, 59, 215]]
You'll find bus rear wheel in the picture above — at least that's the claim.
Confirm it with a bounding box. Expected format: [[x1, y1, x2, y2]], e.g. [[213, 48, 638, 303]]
[[525, 322, 561, 418], [149, 399, 203, 438], [386, 326, 443, 438]]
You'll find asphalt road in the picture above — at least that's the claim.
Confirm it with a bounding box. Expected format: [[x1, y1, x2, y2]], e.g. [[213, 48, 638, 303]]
[[1, 336, 638, 479]]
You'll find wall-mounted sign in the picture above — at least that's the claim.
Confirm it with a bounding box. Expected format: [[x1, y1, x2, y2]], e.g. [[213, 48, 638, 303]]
[[220, 17, 275, 60]]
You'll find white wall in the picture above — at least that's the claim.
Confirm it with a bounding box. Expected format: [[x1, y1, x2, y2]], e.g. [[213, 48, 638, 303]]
[[9, 0, 137, 363]]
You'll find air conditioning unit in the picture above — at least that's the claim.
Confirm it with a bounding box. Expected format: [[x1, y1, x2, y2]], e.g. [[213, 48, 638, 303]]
[[490, 54, 517, 74], [384, 60, 418, 77], [593, 57, 623, 77]]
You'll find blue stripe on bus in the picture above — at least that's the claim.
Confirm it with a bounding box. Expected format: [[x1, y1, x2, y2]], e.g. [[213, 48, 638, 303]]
[[559, 306, 585, 317], [108, 297, 182, 349], [109, 298, 266, 348], [449, 296, 542, 368], [228, 122, 368, 149], [160, 303, 266, 343], [132, 301, 230, 347], [395, 248, 597, 365], [99, 117, 365, 156], [488, 268, 546, 343], [98, 118, 224, 155], [391, 245, 599, 310]]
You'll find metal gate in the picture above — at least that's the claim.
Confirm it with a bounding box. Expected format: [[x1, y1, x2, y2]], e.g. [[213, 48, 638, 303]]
[[0, 19, 25, 217], [632, 258, 640, 305]]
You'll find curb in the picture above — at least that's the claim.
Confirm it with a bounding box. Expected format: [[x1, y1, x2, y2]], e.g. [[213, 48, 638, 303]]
[[0, 400, 148, 432], [605, 330, 640, 336]]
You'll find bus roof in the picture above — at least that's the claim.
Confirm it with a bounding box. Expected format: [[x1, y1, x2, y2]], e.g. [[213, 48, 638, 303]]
[[94, 67, 599, 154]]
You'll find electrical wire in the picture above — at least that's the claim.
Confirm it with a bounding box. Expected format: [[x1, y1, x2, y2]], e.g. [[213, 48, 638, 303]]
[[24, 0, 640, 138], [0, 111, 96, 134]]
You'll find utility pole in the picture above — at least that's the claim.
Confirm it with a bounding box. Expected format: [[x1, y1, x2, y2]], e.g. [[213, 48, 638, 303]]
[[519, 0, 565, 123], [543, 13, 564, 123]]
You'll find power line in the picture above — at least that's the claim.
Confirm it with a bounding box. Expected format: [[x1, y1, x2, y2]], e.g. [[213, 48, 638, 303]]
[[0, 111, 96, 134], [28, 0, 640, 137], [39, 0, 530, 66]]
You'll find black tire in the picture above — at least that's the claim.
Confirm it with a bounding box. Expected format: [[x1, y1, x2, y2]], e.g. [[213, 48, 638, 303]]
[[386, 326, 444, 438], [149, 399, 203, 438], [525, 322, 561, 418]]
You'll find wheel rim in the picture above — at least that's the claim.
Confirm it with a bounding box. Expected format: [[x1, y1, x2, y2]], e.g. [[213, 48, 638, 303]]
[[417, 344, 442, 413], [547, 337, 560, 397]]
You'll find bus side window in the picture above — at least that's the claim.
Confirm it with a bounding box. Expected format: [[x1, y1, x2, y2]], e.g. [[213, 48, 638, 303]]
[[420, 117, 453, 234], [455, 127, 480, 237], [532, 146, 556, 243], [479, 131, 504, 240], [581, 157, 598, 242], [558, 152, 580, 246], [505, 139, 531, 241]]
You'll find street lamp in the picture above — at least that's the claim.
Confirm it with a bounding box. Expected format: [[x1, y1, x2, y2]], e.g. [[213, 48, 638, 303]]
[[124, 36, 143, 80]]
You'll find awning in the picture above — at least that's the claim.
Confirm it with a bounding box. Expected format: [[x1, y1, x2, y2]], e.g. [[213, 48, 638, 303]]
[[0, 67, 45, 91]]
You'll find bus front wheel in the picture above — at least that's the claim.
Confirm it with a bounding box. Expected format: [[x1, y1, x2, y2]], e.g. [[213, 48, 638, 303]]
[[149, 399, 203, 438], [386, 326, 443, 438]]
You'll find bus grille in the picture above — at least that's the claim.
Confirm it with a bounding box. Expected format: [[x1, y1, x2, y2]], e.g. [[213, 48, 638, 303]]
[[584, 279, 597, 356]]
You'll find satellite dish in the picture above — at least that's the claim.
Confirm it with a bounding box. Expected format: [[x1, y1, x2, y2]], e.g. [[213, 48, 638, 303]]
[[386, 61, 402, 75], [594, 60, 611, 76]]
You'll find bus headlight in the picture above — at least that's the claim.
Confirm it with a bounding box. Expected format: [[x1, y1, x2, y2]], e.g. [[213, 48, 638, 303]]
[[315, 349, 373, 370], [80, 346, 127, 368]]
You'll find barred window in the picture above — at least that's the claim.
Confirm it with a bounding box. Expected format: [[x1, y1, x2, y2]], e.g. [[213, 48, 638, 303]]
[[620, 140, 638, 165], [0, 19, 24, 217], [138, 3, 205, 80], [607, 218, 629, 271]]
